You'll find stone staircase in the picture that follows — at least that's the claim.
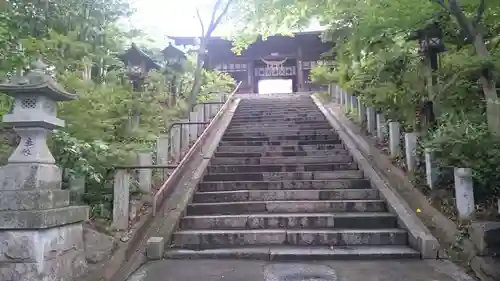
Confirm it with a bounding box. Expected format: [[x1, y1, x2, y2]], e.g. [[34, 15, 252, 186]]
[[165, 94, 420, 260]]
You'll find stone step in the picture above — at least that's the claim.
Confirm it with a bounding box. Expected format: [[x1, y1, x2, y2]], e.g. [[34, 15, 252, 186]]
[[192, 189, 379, 203], [228, 123, 331, 129], [231, 116, 327, 125], [198, 179, 372, 192], [236, 106, 318, 110], [222, 129, 335, 137], [171, 229, 408, 249], [216, 144, 346, 153], [221, 135, 339, 142], [206, 163, 358, 174], [164, 245, 420, 260], [186, 199, 386, 215], [218, 139, 341, 147], [203, 171, 364, 182], [214, 150, 349, 158], [230, 117, 327, 123], [225, 126, 333, 134], [179, 213, 397, 230], [210, 155, 353, 165]]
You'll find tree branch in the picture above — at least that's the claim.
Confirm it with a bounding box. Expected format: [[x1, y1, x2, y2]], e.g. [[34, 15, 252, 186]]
[[206, 0, 233, 37], [196, 8, 205, 37], [474, 0, 485, 26]]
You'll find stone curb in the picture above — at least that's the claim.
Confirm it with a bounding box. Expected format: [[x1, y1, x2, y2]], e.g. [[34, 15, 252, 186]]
[[312, 95, 440, 259]]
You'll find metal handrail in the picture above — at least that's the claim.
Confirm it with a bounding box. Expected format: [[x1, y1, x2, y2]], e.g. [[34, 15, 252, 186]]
[[153, 81, 242, 214]]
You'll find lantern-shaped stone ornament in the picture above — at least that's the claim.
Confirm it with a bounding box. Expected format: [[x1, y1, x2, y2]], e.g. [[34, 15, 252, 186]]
[[408, 22, 446, 54], [120, 43, 161, 78], [162, 43, 187, 72], [1, 60, 75, 164], [0, 59, 89, 281]]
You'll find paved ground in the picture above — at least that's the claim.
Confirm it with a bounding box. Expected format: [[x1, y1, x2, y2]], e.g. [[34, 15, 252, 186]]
[[126, 259, 476, 281]]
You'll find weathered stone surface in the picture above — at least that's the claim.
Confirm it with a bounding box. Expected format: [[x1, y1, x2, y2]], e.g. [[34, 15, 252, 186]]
[[0, 248, 87, 281], [0, 224, 87, 281], [0, 189, 69, 211], [147, 237, 165, 260], [83, 227, 117, 264], [0, 205, 88, 229], [0, 163, 62, 191], [470, 221, 500, 256], [470, 256, 500, 281]]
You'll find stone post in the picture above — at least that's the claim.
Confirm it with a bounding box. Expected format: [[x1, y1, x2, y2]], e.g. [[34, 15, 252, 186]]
[[345, 92, 352, 111], [69, 175, 86, 204], [376, 113, 386, 143], [339, 87, 344, 105], [180, 118, 190, 157], [366, 107, 376, 134], [454, 168, 475, 220], [388, 121, 401, 158], [0, 60, 88, 280], [404, 133, 418, 172], [137, 152, 152, 194], [170, 125, 181, 163], [189, 111, 198, 143], [350, 95, 358, 111], [424, 148, 439, 189], [156, 134, 169, 165], [335, 85, 341, 103], [357, 100, 366, 124], [196, 105, 205, 136], [112, 169, 130, 230]]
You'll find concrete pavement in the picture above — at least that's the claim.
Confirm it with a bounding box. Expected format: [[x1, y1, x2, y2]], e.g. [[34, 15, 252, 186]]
[[126, 259, 475, 281]]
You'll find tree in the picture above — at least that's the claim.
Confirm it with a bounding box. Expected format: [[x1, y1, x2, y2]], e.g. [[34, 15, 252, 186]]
[[189, 0, 234, 108]]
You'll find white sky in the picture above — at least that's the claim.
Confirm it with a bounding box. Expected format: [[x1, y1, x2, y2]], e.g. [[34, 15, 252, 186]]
[[124, 0, 233, 47], [124, 0, 324, 48]]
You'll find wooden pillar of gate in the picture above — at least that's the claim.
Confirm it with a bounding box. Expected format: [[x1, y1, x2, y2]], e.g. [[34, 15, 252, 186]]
[[247, 61, 255, 93], [296, 46, 304, 92]]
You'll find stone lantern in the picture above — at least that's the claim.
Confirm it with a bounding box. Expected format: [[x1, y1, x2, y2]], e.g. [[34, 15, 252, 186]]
[[407, 22, 447, 132], [161, 43, 187, 106], [0, 60, 88, 281]]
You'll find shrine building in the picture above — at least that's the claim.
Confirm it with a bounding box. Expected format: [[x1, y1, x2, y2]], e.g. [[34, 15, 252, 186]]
[[169, 31, 335, 93]]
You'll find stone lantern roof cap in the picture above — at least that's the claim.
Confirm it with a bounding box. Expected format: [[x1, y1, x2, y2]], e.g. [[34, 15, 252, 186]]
[[0, 59, 76, 101]]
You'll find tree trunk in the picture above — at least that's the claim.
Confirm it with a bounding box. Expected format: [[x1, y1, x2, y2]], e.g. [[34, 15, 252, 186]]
[[447, 0, 500, 135], [189, 43, 205, 108]]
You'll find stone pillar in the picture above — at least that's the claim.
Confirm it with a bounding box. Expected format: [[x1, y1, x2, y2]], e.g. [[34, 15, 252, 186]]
[[404, 133, 418, 172], [389, 121, 401, 158], [69, 175, 86, 204], [137, 152, 152, 194], [180, 118, 190, 157], [339, 87, 344, 105], [156, 134, 169, 165], [112, 169, 130, 230], [357, 99, 366, 124], [425, 148, 439, 189], [454, 168, 475, 220], [366, 108, 376, 134], [345, 92, 352, 111], [0, 60, 88, 281], [171, 126, 181, 163], [189, 111, 198, 143], [350, 95, 358, 110], [376, 113, 386, 142], [196, 105, 205, 136]]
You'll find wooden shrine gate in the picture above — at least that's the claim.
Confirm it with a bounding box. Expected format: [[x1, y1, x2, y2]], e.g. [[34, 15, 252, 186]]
[[169, 31, 335, 93]]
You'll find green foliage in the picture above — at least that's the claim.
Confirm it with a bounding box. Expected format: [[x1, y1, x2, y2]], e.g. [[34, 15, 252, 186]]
[[0, 0, 235, 221], [424, 115, 500, 201]]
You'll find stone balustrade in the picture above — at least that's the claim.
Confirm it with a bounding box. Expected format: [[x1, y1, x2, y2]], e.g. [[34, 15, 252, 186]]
[[327, 84, 483, 221]]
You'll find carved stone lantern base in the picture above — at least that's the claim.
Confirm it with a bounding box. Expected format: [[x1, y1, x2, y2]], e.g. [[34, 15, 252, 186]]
[[0, 163, 89, 281]]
